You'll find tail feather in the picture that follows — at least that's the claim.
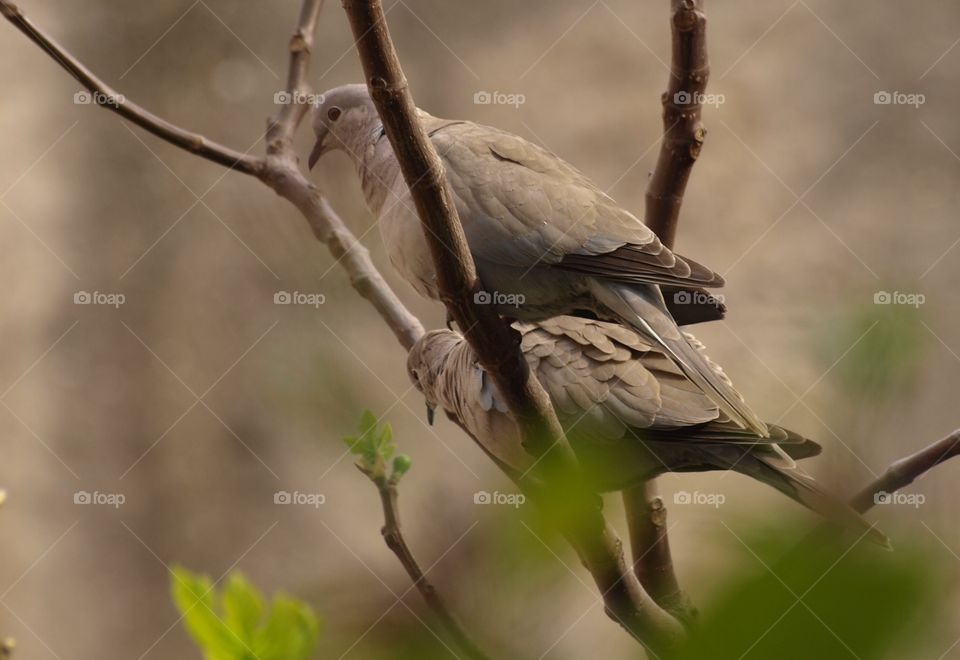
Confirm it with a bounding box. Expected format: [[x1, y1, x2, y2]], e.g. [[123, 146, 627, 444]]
[[590, 280, 769, 436], [735, 452, 890, 548]]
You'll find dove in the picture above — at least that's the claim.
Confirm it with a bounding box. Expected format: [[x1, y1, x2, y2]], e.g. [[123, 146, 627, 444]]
[[406, 316, 887, 545], [308, 84, 764, 437]]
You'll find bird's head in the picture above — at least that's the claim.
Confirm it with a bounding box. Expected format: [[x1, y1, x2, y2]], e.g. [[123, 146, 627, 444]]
[[406, 329, 464, 425], [309, 83, 381, 169]]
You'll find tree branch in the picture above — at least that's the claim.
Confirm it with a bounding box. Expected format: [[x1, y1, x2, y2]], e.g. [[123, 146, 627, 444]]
[[645, 0, 709, 248], [629, 0, 709, 625], [267, 0, 325, 154], [0, 0, 262, 175], [623, 485, 696, 625], [370, 475, 490, 660], [850, 428, 960, 514], [341, 0, 682, 652]]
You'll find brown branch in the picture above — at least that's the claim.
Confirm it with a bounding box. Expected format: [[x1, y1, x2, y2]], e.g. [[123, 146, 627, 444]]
[[645, 0, 709, 247], [0, 0, 262, 175], [341, 0, 682, 652], [850, 428, 960, 514], [788, 429, 960, 562], [623, 485, 696, 625], [267, 0, 325, 155], [630, 0, 709, 625], [371, 475, 490, 660]]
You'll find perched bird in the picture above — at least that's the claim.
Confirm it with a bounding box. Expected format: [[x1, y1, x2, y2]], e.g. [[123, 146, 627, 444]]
[[309, 84, 763, 436], [406, 316, 887, 545]]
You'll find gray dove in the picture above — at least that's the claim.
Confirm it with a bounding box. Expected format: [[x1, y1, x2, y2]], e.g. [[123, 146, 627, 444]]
[[406, 316, 887, 545], [309, 84, 765, 437]]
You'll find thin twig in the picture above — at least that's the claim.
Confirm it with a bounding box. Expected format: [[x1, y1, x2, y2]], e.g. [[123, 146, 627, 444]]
[[789, 429, 960, 559], [267, 0, 325, 154], [850, 428, 960, 514], [339, 0, 683, 653], [0, 1, 261, 175], [371, 475, 491, 660], [630, 0, 710, 625], [645, 0, 709, 248]]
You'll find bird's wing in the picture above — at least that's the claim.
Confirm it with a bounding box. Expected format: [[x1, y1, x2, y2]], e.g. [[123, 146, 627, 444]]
[[516, 318, 796, 445], [513, 318, 720, 443], [431, 121, 722, 288]]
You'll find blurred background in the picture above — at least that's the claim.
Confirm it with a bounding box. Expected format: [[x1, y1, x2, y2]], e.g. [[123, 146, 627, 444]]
[[1, 0, 958, 657]]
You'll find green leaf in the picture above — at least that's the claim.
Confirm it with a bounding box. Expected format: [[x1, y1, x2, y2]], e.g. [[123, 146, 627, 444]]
[[170, 567, 321, 660], [254, 596, 322, 660], [222, 574, 264, 643], [342, 412, 405, 480], [170, 567, 245, 660]]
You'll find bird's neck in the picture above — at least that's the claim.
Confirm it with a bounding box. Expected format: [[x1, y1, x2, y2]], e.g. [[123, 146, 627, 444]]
[[353, 124, 399, 216]]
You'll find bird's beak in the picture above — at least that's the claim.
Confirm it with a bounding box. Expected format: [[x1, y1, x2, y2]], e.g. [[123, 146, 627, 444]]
[[426, 403, 435, 426], [307, 131, 328, 170]]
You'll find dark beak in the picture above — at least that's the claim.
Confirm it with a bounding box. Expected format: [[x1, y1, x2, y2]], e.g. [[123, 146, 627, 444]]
[[307, 135, 326, 171], [426, 403, 435, 426]]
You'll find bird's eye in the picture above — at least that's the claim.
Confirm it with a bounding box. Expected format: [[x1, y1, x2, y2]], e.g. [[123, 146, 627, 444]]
[[327, 106, 342, 121]]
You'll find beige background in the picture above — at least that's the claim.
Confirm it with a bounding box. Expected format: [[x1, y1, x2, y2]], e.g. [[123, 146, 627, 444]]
[[0, 0, 958, 657]]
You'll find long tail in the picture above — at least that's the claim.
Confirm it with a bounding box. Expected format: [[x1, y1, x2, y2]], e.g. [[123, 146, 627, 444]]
[[590, 280, 768, 436]]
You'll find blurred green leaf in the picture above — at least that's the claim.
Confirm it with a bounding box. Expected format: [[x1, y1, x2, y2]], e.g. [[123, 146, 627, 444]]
[[676, 527, 941, 659], [222, 575, 264, 644], [171, 566, 321, 660], [830, 302, 925, 402]]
